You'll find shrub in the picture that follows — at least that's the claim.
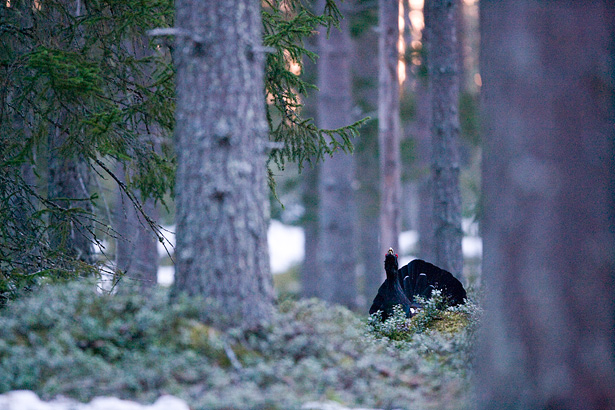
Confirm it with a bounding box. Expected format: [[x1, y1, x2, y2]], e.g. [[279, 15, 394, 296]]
[[0, 281, 479, 410]]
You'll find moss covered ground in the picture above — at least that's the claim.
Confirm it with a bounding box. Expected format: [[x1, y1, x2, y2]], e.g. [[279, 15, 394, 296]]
[[0, 281, 480, 410]]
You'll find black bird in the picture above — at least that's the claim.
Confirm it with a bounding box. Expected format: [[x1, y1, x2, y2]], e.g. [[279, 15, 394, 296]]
[[369, 248, 415, 320], [398, 259, 466, 307]]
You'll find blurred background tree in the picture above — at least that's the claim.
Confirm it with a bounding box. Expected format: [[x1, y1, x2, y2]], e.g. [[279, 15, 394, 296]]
[[425, 0, 463, 279], [378, 0, 401, 258], [315, 0, 357, 308], [477, 1, 615, 408]]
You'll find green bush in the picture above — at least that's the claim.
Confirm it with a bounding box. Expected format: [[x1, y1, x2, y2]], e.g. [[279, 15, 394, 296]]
[[0, 281, 480, 410]]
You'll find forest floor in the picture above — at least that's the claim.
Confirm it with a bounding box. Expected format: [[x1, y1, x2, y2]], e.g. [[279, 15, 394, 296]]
[[0, 281, 480, 410]]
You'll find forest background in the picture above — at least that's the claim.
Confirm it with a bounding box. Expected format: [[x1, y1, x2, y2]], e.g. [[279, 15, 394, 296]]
[[0, 0, 482, 312], [1, 0, 614, 409]]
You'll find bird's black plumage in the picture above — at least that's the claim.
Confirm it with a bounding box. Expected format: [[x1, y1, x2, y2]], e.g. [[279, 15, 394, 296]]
[[398, 259, 466, 306], [369, 249, 414, 320]]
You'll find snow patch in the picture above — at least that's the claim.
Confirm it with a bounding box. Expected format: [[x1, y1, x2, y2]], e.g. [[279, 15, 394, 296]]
[[268, 220, 305, 274], [0, 391, 190, 410], [152, 221, 480, 283]]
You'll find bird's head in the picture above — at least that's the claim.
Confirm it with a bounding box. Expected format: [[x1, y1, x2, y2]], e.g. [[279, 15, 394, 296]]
[[384, 247, 398, 279]]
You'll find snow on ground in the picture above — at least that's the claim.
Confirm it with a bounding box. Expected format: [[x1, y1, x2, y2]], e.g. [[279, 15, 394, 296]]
[[154, 221, 481, 285], [0, 390, 190, 410]]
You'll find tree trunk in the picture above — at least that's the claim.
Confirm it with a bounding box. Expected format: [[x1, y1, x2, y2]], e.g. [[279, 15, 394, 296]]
[[115, 165, 159, 288], [477, 2, 615, 409], [114, 35, 160, 290], [47, 0, 94, 266], [350, 6, 381, 309], [47, 113, 94, 265], [356, 128, 381, 307], [378, 0, 401, 254], [300, 162, 319, 298], [316, 0, 357, 308], [415, 80, 435, 262], [412, 2, 435, 262], [171, 0, 274, 328], [425, 0, 463, 278]]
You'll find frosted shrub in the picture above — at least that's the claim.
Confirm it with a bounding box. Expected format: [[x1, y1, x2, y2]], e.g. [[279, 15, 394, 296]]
[[0, 281, 478, 410], [367, 304, 412, 342], [367, 290, 449, 341], [410, 289, 447, 333]]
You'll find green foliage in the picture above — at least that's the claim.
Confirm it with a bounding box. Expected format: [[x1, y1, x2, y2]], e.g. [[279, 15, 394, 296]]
[[0, 281, 476, 409], [410, 290, 449, 333], [2, 0, 176, 198], [459, 91, 480, 147], [348, 0, 378, 38], [367, 304, 414, 342], [0, 0, 175, 301], [368, 290, 481, 345], [263, 0, 368, 174], [1, 0, 369, 302]]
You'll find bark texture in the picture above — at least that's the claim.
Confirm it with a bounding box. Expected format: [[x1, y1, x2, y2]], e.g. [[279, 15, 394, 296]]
[[300, 163, 319, 298], [115, 165, 159, 288], [356, 133, 381, 306], [114, 36, 160, 289], [477, 2, 615, 409], [378, 0, 401, 254], [316, 0, 357, 308], [415, 80, 435, 262], [425, 0, 463, 278], [352, 10, 381, 308], [172, 0, 274, 328], [47, 113, 94, 265], [47, 0, 94, 265]]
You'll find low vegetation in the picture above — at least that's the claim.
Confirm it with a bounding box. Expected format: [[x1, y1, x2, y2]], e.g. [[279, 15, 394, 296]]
[[0, 281, 481, 410]]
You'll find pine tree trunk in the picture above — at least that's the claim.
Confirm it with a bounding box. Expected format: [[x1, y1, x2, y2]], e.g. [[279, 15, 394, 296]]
[[409, 2, 434, 262], [477, 2, 615, 408], [356, 135, 381, 307], [378, 0, 401, 254], [47, 0, 94, 266], [316, 0, 357, 308], [115, 165, 159, 288], [114, 35, 160, 289], [300, 163, 319, 298], [351, 12, 381, 308], [415, 81, 435, 262], [47, 113, 94, 265], [425, 0, 463, 278], [171, 0, 274, 328]]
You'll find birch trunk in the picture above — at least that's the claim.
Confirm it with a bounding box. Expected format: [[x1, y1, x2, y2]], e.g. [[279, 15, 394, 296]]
[[171, 0, 274, 328]]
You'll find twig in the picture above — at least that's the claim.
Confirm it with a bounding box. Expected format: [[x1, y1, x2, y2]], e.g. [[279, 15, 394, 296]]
[[223, 341, 243, 371], [147, 28, 205, 45]]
